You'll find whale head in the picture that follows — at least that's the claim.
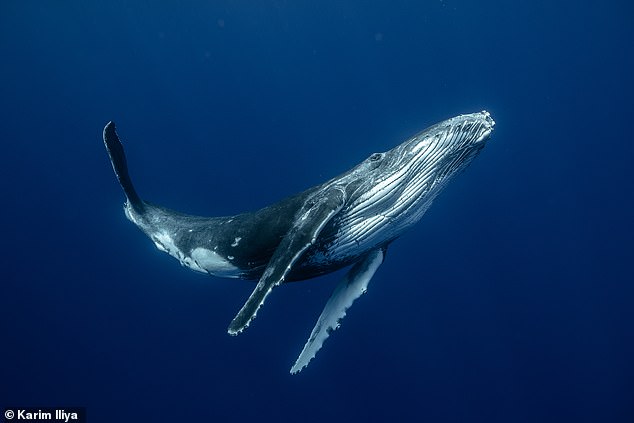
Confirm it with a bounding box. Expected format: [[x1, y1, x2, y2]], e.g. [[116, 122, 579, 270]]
[[335, 111, 495, 249], [393, 110, 495, 183]]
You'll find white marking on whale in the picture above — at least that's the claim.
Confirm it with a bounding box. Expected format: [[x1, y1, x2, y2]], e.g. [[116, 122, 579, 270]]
[[191, 248, 240, 278]]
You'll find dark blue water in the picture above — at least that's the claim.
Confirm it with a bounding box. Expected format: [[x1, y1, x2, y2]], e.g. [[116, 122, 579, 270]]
[[2, 1, 633, 422]]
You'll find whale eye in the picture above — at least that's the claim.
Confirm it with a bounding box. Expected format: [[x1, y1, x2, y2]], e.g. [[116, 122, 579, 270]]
[[369, 153, 383, 162]]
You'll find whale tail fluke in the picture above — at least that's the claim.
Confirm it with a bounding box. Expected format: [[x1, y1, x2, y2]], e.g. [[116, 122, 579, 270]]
[[103, 121, 145, 213]]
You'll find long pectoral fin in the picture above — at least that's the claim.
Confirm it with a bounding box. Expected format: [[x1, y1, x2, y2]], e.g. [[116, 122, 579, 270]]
[[227, 186, 346, 335], [290, 247, 385, 374]]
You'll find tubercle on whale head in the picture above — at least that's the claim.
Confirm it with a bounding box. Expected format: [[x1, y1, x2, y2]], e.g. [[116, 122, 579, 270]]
[[474, 110, 495, 144], [429, 110, 494, 147], [482, 110, 495, 127], [384, 110, 494, 166], [346, 110, 492, 193]]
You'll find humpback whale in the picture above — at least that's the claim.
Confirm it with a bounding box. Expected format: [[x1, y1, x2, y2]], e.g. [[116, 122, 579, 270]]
[[103, 111, 495, 373]]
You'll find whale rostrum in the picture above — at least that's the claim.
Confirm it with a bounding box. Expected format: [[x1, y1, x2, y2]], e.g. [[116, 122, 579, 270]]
[[103, 111, 495, 373]]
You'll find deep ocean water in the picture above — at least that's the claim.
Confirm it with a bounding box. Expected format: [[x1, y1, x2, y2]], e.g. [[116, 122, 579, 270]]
[[2, 1, 633, 422]]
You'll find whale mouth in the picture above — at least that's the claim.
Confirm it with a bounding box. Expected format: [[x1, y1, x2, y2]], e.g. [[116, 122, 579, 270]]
[[482, 110, 495, 127], [473, 110, 495, 144]]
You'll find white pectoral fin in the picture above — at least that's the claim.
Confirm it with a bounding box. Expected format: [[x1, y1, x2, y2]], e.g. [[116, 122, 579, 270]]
[[290, 247, 386, 374], [227, 187, 346, 335]]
